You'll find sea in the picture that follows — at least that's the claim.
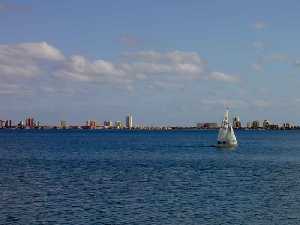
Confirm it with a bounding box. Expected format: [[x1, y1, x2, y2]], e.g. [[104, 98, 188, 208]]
[[1, 129, 300, 225]]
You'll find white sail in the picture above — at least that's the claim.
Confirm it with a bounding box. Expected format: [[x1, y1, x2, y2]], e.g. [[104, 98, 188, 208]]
[[217, 127, 227, 141], [217, 110, 238, 147], [217, 110, 229, 141], [225, 125, 237, 144]]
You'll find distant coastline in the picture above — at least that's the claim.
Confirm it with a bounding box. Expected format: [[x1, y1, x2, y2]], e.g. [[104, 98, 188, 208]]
[[2, 115, 297, 131], [0, 126, 299, 131]]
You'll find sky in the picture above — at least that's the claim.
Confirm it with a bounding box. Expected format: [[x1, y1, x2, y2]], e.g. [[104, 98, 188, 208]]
[[1, 0, 300, 126]]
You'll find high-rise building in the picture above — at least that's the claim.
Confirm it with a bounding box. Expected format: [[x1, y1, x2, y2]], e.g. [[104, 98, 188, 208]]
[[104, 120, 113, 128], [252, 120, 260, 129], [263, 120, 270, 129], [18, 120, 25, 128], [126, 114, 133, 129], [86, 120, 97, 129], [233, 116, 242, 129], [4, 120, 12, 128], [115, 121, 123, 129], [25, 117, 35, 128], [283, 123, 292, 129], [60, 120, 67, 129]]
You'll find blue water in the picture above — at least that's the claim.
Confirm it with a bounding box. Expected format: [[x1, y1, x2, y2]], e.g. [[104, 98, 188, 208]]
[[1, 130, 300, 224]]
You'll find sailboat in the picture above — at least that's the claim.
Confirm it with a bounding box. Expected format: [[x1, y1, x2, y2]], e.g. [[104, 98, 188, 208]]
[[217, 109, 238, 148]]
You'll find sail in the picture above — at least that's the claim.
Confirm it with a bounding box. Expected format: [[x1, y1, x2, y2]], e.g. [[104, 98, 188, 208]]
[[230, 126, 237, 143], [217, 109, 238, 146], [217, 127, 227, 141], [217, 109, 229, 141], [225, 125, 237, 144]]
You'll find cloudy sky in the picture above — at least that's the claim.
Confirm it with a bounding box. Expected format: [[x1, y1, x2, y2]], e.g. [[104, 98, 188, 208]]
[[1, 0, 300, 126]]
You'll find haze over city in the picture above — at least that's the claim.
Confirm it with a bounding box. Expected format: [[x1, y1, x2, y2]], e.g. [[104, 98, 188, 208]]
[[1, 0, 300, 126]]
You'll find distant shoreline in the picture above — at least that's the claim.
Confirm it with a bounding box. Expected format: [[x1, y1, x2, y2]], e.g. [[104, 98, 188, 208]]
[[0, 127, 299, 131]]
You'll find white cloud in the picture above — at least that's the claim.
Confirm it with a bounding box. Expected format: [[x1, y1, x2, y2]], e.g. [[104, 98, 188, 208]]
[[165, 51, 204, 64], [55, 55, 130, 84], [0, 83, 32, 95], [18, 42, 65, 61], [209, 72, 239, 83], [119, 50, 208, 81], [0, 42, 64, 61], [252, 53, 291, 72], [56, 50, 212, 83], [0, 42, 64, 78], [123, 51, 162, 62], [123, 50, 204, 64], [0, 63, 41, 78], [0, 42, 239, 95], [124, 62, 173, 75]]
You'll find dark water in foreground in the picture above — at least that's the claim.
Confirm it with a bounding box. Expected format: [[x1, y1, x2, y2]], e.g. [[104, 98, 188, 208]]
[[1, 130, 300, 225]]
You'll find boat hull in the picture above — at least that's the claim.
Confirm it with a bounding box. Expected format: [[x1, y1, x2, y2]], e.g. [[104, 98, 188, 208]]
[[216, 141, 238, 148]]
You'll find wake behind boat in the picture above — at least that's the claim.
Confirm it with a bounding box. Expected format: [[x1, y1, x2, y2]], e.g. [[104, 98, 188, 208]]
[[217, 109, 238, 148]]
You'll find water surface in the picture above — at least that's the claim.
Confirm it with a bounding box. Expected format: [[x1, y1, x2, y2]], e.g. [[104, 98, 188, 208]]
[[1, 130, 300, 224]]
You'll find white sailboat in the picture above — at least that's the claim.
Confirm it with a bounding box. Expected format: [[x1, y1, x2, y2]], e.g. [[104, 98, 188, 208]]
[[217, 109, 238, 148]]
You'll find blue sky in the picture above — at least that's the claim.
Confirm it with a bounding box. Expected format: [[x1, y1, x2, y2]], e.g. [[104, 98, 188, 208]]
[[1, 0, 300, 126]]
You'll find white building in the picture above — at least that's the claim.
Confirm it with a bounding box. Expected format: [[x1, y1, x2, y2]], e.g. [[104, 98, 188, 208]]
[[263, 120, 270, 129], [60, 120, 67, 129], [115, 121, 123, 129]]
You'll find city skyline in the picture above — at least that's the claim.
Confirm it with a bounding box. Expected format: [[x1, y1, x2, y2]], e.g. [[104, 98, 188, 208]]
[[0, 113, 297, 130], [0, 110, 297, 127], [1, 1, 300, 125]]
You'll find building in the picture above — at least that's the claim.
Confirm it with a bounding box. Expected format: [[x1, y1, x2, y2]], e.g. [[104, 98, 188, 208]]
[[18, 120, 25, 129], [4, 120, 12, 128], [126, 114, 133, 129], [283, 123, 293, 129], [104, 120, 113, 128], [233, 116, 242, 129], [115, 121, 123, 129], [60, 121, 67, 129], [263, 120, 270, 129], [246, 122, 252, 129], [25, 117, 35, 128], [86, 120, 97, 129], [197, 123, 218, 129], [251, 120, 260, 129], [0, 120, 4, 128], [269, 124, 279, 130]]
